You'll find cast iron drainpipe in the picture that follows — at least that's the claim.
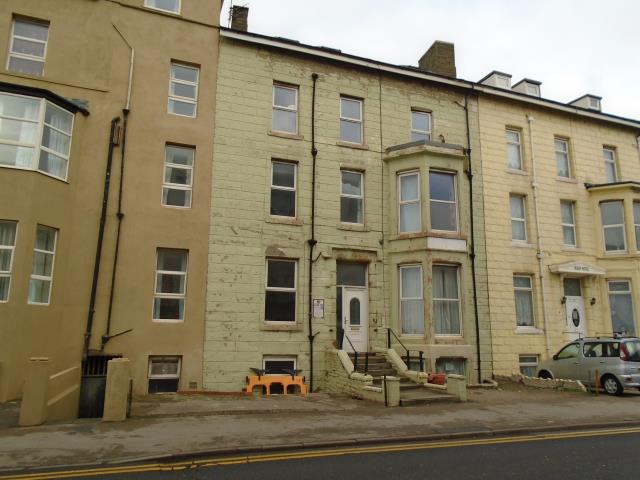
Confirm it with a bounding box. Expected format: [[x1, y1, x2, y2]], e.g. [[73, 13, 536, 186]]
[[308, 73, 319, 391], [102, 108, 131, 349], [463, 94, 483, 384], [83, 116, 121, 360]]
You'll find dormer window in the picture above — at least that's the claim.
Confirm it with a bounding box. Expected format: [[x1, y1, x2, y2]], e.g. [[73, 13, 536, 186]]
[[589, 97, 601, 110], [526, 84, 540, 96], [496, 75, 510, 89]]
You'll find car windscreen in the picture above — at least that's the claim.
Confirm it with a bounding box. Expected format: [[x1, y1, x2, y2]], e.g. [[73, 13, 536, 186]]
[[623, 341, 640, 361]]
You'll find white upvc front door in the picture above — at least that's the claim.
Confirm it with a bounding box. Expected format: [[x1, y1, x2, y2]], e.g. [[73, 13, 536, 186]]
[[564, 278, 587, 341], [342, 288, 368, 353]]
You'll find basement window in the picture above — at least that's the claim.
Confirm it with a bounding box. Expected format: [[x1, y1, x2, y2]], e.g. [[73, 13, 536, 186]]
[[148, 356, 181, 393], [519, 355, 538, 377], [435, 358, 465, 376], [263, 356, 296, 375]]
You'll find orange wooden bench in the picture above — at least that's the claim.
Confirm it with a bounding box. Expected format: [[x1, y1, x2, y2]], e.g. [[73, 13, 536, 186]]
[[245, 374, 308, 395]]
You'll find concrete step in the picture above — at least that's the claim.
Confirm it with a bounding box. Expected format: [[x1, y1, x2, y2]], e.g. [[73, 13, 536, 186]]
[[399, 389, 458, 407]]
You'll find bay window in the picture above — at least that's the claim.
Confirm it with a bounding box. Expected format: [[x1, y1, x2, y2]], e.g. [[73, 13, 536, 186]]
[[0, 92, 74, 180]]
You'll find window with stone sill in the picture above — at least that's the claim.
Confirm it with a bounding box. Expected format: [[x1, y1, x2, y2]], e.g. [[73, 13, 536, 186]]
[[270, 161, 296, 217], [510, 194, 527, 242], [153, 248, 188, 321], [265, 258, 297, 323], [0, 92, 74, 180], [272, 84, 298, 135], [506, 128, 523, 170], [513, 275, 534, 327], [410, 110, 431, 142], [340, 96, 363, 144], [555, 138, 571, 178], [600, 200, 626, 252]]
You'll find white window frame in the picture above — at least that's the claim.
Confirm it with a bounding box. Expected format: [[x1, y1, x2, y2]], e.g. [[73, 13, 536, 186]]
[[339, 96, 363, 144], [270, 161, 297, 218], [560, 201, 577, 247], [265, 258, 297, 324], [399, 264, 424, 336], [340, 170, 364, 225], [153, 248, 188, 323], [634, 201, 640, 252], [519, 355, 539, 376], [410, 110, 431, 142], [600, 200, 626, 253], [603, 147, 618, 183], [272, 84, 298, 134], [429, 170, 458, 232], [432, 264, 462, 336], [28, 225, 57, 306], [7, 18, 49, 76], [510, 194, 527, 242], [513, 275, 535, 327], [168, 62, 199, 118], [0, 92, 75, 181], [555, 138, 571, 178], [0, 220, 18, 303], [398, 171, 421, 234], [262, 356, 297, 375], [506, 128, 523, 170], [144, 0, 181, 14], [607, 279, 636, 335], [496, 75, 511, 89], [161, 145, 194, 209], [589, 97, 601, 110], [525, 84, 540, 96]]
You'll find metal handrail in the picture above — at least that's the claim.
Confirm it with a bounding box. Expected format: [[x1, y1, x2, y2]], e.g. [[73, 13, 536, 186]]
[[343, 334, 369, 374], [386, 328, 424, 372]]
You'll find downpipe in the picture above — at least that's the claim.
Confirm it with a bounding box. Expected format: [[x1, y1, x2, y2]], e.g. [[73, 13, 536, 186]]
[[83, 116, 121, 360], [527, 115, 552, 358], [308, 73, 319, 391]]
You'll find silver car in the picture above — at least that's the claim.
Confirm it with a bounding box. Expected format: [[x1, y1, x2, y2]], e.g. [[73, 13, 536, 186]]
[[538, 336, 640, 396]]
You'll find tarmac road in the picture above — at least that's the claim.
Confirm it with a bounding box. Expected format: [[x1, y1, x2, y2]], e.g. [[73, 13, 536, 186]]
[[5, 426, 640, 480]]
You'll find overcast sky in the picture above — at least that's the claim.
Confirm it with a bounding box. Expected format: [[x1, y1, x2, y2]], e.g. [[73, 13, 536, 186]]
[[220, 0, 639, 119]]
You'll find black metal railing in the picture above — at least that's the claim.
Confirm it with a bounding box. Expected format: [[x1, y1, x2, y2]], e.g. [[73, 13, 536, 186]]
[[386, 328, 424, 372], [344, 334, 369, 374]]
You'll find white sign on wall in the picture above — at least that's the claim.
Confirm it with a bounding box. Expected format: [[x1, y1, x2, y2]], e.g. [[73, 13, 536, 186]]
[[313, 298, 324, 319]]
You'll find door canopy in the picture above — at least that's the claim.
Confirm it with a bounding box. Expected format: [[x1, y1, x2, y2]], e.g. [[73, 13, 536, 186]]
[[549, 261, 606, 277]]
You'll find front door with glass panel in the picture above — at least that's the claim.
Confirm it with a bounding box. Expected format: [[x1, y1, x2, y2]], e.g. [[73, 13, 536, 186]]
[[564, 278, 586, 340], [342, 288, 368, 353]]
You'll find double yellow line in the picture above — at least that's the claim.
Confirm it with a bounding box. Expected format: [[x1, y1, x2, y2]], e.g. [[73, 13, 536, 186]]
[[3, 426, 640, 480]]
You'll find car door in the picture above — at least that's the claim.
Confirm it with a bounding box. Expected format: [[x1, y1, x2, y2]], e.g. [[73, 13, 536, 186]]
[[552, 342, 581, 379], [580, 342, 603, 386]]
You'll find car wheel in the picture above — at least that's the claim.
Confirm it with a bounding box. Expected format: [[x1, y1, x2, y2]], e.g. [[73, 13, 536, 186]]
[[538, 370, 552, 379], [601, 375, 623, 396]]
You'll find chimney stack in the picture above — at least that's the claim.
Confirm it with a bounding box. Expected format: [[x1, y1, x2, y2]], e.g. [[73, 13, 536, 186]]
[[230, 5, 248, 32], [418, 41, 456, 78]]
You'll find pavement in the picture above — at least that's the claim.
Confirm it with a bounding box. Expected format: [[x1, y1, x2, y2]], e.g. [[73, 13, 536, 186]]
[[0, 382, 639, 474]]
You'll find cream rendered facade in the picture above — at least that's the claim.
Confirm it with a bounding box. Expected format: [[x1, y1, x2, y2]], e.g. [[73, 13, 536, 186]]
[[478, 96, 640, 376], [0, 0, 220, 416], [204, 30, 492, 392]]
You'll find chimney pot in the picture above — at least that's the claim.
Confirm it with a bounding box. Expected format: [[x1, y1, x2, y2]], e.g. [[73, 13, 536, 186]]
[[231, 5, 248, 32], [418, 41, 456, 78]]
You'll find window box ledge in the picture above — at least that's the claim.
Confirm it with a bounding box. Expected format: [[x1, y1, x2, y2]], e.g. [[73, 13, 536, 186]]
[[556, 177, 578, 184], [506, 168, 529, 176], [511, 242, 536, 249], [336, 141, 369, 151], [268, 130, 304, 141], [260, 323, 302, 332], [514, 326, 544, 335], [266, 216, 303, 226], [337, 223, 370, 232]]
